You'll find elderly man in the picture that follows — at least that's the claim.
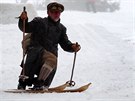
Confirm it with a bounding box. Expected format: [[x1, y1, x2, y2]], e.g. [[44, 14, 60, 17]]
[[17, 2, 81, 90]]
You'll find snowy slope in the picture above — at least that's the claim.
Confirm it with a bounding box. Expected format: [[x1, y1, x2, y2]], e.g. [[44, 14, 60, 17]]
[[0, 0, 135, 101]]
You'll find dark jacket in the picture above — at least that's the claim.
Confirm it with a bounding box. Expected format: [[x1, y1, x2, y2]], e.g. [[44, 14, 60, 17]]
[[18, 16, 74, 56]]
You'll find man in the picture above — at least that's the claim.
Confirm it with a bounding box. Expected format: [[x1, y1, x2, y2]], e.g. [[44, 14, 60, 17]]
[[17, 2, 81, 90]]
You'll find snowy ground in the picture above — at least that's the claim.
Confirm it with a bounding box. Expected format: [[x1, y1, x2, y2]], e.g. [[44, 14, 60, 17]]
[[0, 0, 135, 101]]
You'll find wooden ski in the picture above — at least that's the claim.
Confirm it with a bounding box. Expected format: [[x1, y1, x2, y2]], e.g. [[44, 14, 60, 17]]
[[4, 83, 91, 93]]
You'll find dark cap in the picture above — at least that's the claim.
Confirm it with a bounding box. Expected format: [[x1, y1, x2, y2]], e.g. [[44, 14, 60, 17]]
[[47, 2, 64, 12]]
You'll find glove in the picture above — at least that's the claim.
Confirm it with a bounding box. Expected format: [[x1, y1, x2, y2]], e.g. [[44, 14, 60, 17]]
[[19, 11, 28, 20], [71, 42, 81, 52]]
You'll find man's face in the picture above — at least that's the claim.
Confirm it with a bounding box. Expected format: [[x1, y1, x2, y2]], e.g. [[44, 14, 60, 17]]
[[48, 10, 61, 22]]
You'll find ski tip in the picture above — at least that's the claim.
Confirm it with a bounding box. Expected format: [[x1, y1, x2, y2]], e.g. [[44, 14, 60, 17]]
[[77, 82, 91, 92], [82, 82, 92, 88], [82, 82, 91, 87], [59, 82, 92, 93]]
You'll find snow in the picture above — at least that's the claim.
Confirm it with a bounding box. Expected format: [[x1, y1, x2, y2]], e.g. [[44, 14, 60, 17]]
[[0, 0, 135, 101], [0, 3, 37, 24]]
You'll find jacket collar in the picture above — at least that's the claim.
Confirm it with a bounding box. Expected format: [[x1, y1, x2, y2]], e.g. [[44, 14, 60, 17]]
[[47, 16, 60, 25]]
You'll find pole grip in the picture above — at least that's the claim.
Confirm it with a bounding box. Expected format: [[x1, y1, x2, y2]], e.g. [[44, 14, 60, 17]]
[[76, 42, 78, 47], [15, 6, 26, 19], [23, 6, 26, 12]]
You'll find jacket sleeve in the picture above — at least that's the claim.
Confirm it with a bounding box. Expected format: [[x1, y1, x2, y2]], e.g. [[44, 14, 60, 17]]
[[59, 25, 74, 52], [18, 17, 41, 33]]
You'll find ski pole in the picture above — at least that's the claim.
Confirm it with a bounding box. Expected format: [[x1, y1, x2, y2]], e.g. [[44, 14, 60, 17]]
[[19, 6, 29, 81], [66, 42, 78, 87]]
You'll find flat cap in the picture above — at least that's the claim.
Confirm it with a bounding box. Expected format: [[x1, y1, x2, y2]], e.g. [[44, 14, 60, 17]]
[[47, 2, 64, 12]]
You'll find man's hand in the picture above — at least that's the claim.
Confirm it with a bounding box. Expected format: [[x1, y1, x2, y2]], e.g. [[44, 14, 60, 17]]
[[72, 43, 81, 52], [20, 11, 28, 20]]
